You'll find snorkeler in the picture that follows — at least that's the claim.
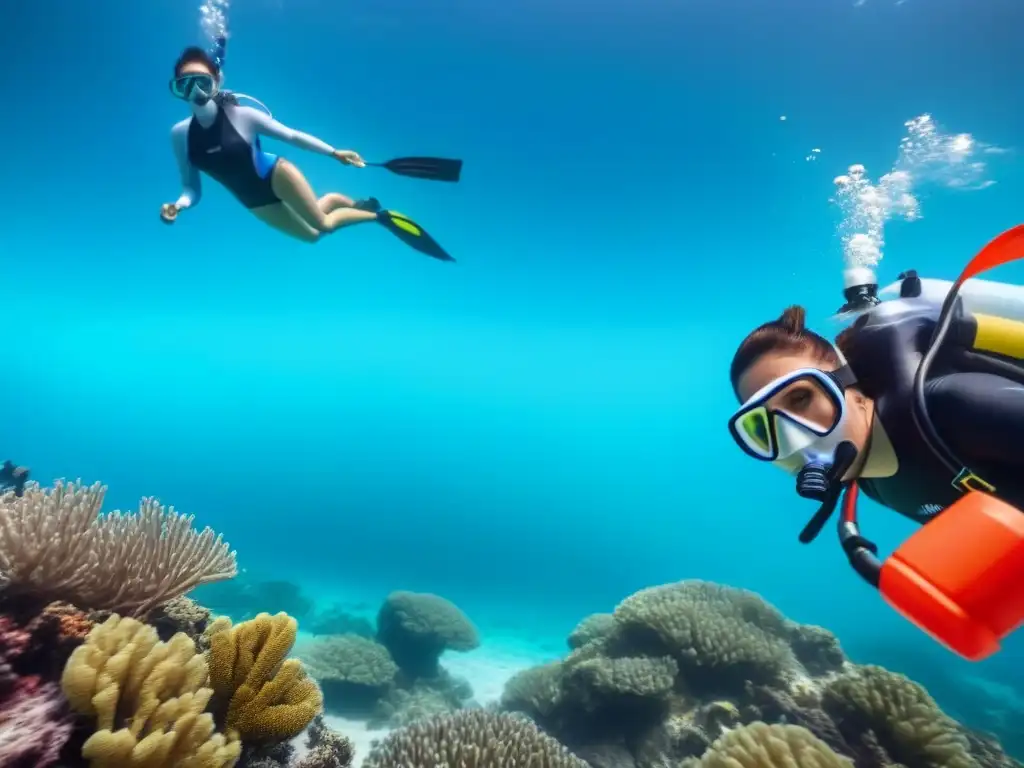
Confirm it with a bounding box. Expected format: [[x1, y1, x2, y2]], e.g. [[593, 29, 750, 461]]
[[726, 225, 1024, 661], [161, 44, 454, 261], [0, 460, 29, 497]]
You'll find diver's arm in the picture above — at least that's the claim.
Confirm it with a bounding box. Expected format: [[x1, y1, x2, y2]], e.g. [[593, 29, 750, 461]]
[[926, 372, 1024, 467], [170, 122, 202, 210], [237, 107, 337, 156]]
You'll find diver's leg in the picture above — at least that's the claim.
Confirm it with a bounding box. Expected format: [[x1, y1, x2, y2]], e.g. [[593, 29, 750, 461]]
[[318, 193, 354, 214], [271, 160, 377, 233], [251, 202, 321, 243]]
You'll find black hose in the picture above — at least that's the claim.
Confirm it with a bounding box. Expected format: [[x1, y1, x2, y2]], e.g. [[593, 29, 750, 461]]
[[910, 282, 967, 476]]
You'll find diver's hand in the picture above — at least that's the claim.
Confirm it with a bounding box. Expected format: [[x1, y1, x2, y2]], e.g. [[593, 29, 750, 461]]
[[333, 149, 365, 167], [160, 203, 180, 224]]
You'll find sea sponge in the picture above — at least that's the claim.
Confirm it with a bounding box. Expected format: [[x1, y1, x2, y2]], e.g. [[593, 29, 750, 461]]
[[300, 634, 398, 716], [822, 665, 973, 768], [207, 612, 322, 742], [361, 709, 589, 768], [376, 591, 480, 678], [60, 614, 240, 768], [613, 580, 795, 688], [697, 721, 852, 768], [568, 613, 616, 649]]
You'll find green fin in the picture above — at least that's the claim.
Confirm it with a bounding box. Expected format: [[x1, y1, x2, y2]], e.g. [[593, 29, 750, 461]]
[[378, 210, 455, 262]]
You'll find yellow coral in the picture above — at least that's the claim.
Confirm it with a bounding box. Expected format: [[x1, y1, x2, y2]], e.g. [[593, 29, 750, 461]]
[[699, 721, 852, 768], [61, 614, 241, 768], [207, 612, 322, 741]]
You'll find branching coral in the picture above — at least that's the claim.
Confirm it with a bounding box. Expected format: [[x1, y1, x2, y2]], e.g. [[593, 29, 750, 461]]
[[60, 614, 240, 768], [823, 665, 974, 768], [377, 591, 479, 678], [207, 612, 322, 742], [362, 709, 589, 768], [0, 481, 237, 615], [697, 721, 853, 768]]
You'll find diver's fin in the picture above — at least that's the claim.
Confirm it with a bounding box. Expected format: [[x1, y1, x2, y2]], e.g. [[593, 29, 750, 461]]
[[367, 157, 463, 183], [377, 210, 455, 262]]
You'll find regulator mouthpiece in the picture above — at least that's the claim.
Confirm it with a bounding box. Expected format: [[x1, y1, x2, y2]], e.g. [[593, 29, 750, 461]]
[[838, 266, 880, 314]]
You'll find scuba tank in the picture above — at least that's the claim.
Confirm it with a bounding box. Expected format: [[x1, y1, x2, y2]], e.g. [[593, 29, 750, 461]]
[[808, 225, 1024, 661]]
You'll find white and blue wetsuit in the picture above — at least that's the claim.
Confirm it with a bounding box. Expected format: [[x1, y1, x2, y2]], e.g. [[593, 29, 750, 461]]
[[171, 99, 337, 210]]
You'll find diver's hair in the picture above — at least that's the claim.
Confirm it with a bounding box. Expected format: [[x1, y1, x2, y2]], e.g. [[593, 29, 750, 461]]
[[729, 305, 854, 394], [173, 46, 221, 78]]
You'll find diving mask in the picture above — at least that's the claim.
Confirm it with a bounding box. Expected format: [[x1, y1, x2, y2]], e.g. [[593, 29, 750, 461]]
[[169, 73, 219, 103], [728, 366, 857, 471]]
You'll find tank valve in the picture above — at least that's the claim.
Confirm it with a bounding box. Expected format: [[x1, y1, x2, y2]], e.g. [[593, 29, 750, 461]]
[[837, 266, 880, 314]]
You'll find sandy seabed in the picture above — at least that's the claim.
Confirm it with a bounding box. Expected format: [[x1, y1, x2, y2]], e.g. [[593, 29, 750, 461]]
[[292, 641, 552, 766]]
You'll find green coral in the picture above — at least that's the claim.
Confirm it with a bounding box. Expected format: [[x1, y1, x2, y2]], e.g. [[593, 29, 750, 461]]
[[823, 665, 974, 768], [376, 591, 480, 678], [500, 662, 565, 720], [301, 634, 398, 688], [697, 721, 852, 768], [613, 580, 794, 687], [568, 613, 616, 649], [361, 709, 589, 768], [567, 655, 677, 703]]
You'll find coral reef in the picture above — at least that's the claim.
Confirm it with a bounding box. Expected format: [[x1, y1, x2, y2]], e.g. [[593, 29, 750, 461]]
[[500, 579, 1022, 768], [306, 605, 375, 638], [61, 614, 241, 767], [0, 654, 75, 767], [693, 721, 852, 768], [0, 481, 237, 615], [376, 590, 480, 679], [362, 709, 589, 768], [207, 612, 323, 742], [299, 633, 398, 717]]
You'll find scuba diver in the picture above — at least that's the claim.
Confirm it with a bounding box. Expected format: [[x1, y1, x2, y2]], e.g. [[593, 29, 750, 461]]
[[0, 461, 29, 497], [726, 225, 1024, 662], [162, 41, 455, 261]]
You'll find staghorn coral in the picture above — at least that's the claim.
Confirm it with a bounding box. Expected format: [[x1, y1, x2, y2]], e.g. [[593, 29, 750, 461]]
[[207, 612, 322, 742], [613, 580, 796, 690], [823, 665, 975, 768], [60, 613, 240, 768], [697, 721, 853, 768], [0, 480, 237, 615], [377, 591, 479, 678], [362, 709, 589, 768], [300, 633, 398, 717], [568, 613, 617, 650]]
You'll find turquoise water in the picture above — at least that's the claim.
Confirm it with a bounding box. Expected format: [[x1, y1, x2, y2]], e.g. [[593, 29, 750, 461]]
[[4, 0, 1024, 751]]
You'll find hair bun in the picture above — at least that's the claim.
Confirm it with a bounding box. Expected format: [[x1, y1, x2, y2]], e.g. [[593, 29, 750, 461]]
[[777, 305, 807, 334]]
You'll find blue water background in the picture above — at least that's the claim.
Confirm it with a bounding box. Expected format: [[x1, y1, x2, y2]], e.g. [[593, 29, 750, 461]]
[[3, 0, 1024, 741]]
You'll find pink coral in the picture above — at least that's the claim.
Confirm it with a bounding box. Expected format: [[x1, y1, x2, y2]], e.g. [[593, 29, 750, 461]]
[[0, 661, 74, 767]]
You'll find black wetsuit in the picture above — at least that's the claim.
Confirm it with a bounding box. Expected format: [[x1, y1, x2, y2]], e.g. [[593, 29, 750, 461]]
[[843, 302, 1024, 522]]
